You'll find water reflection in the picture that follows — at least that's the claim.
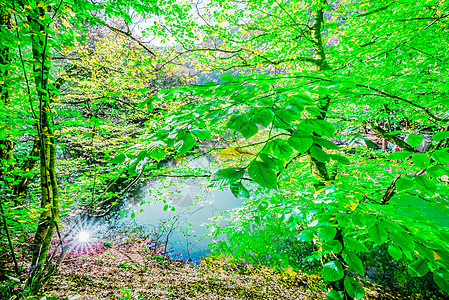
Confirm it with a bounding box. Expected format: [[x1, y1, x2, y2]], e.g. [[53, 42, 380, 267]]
[[96, 156, 244, 261]]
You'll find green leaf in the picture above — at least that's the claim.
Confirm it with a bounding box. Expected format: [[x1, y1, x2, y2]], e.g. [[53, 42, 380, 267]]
[[273, 109, 296, 129], [431, 149, 449, 165], [433, 269, 449, 294], [251, 108, 274, 127], [227, 114, 245, 128], [211, 167, 245, 186], [385, 131, 408, 136], [138, 99, 148, 109], [297, 228, 314, 242], [248, 160, 277, 190], [408, 258, 429, 277], [147, 101, 154, 112], [427, 166, 445, 179], [414, 175, 436, 193], [337, 214, 351, 227], [395, 176, 413, 192], [343, 237, 369, 253], [339, 80, 356, 89], [361, 138, 379, 149], [190, 128, 211, 140], [344, 276, 365, 299], [388, 151, 412, 160], [293, 92, 313, 103], [267, 139, 293, 160], [329, 154, 350, 165], [368, 223, 388, 246], [432, 131, 449, 142], [309, 145, 330, 163], [299, 119, 335, 137], [128, 150, 147, 176], [239, 120, 259, 139], [257, 201, 269, 211], [342, 249, 365, 276], [350, 213, 367, 228], [147, 141, 166, 161], [111, 153, 126, 164], [287, 100, 305, 114], [318, 227, 336, 242], [327, 291, 344, 300], [388, 244, 403, 260], [389, 231, 415, 252], [229, 115, 259, 139], [313, 86, 334, 96], [260, 153, 283, 171], [288, 136, 313, 153], [406, 134, 423, 147], [323, 240, 343, 254], [230, 181, 250, 198], [321, 261, 344, 282], [414, 243, 435, 263], [174, 132, 196, 156], [220, 73, 235, 82], [412, 153, 430, 169], [312, 136, 339, 150]]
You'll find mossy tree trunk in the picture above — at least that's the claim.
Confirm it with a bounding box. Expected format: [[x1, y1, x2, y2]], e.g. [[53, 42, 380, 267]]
[[26, 3, 60, 292], [0, 10, 14, 190], [308, 3, 353, 300]]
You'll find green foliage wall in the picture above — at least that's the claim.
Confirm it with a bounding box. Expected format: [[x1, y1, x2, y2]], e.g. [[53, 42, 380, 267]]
[[128, 0, 449, 298]]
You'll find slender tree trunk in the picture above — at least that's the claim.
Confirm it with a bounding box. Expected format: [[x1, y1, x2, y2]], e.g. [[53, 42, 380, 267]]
[[0, 9, 14, 189], [309, 3, 353, 299], [26, 4, 60, 292], [309, 3, 332, 181]]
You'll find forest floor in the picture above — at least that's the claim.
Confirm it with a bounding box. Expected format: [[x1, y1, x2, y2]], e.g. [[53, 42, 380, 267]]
[[0, 237, 420, 300], [35, 238, 397, 300], [43, 238, 328, 299]]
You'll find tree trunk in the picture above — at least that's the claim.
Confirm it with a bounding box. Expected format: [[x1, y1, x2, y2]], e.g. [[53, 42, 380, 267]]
[[309, 3, 353, 299], [0, 10, 14, 190], [308, 2, 332, 181], [26, 4, 60, 293]]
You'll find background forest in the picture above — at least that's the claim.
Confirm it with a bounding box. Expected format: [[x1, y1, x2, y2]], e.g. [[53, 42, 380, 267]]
[[1, 0, 449, 299]]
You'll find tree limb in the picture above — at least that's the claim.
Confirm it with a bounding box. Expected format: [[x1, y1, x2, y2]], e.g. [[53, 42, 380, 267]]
[[104, 23, 156, 57]]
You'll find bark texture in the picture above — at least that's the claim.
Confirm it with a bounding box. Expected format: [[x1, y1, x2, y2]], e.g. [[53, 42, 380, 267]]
[[308, 3, 353, 299], [26, 4, 60, 292], [0, 10, 14, 188]]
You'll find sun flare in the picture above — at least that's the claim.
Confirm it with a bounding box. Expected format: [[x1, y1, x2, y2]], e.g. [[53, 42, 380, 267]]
[[78, 231, 90, 242]]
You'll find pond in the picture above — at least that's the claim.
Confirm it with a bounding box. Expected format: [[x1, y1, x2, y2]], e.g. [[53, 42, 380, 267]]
[[86, 156, 244, 261]]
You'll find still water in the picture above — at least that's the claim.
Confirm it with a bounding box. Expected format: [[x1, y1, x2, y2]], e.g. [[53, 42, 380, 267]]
[[94, 157, 244, 261]]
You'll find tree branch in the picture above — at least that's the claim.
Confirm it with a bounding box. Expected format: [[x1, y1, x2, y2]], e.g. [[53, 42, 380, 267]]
[[356, 84, 445, 122], [104, 23, 156, 57], [362, 11, 449, 63]]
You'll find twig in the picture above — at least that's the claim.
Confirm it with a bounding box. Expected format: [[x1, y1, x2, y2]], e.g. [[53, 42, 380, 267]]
[[89, 165, 147, 217], [362, 11, 449, 63], [0, 196, 21, 279], [104, 23, 156, 57], [381, 175, 402, 205]]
